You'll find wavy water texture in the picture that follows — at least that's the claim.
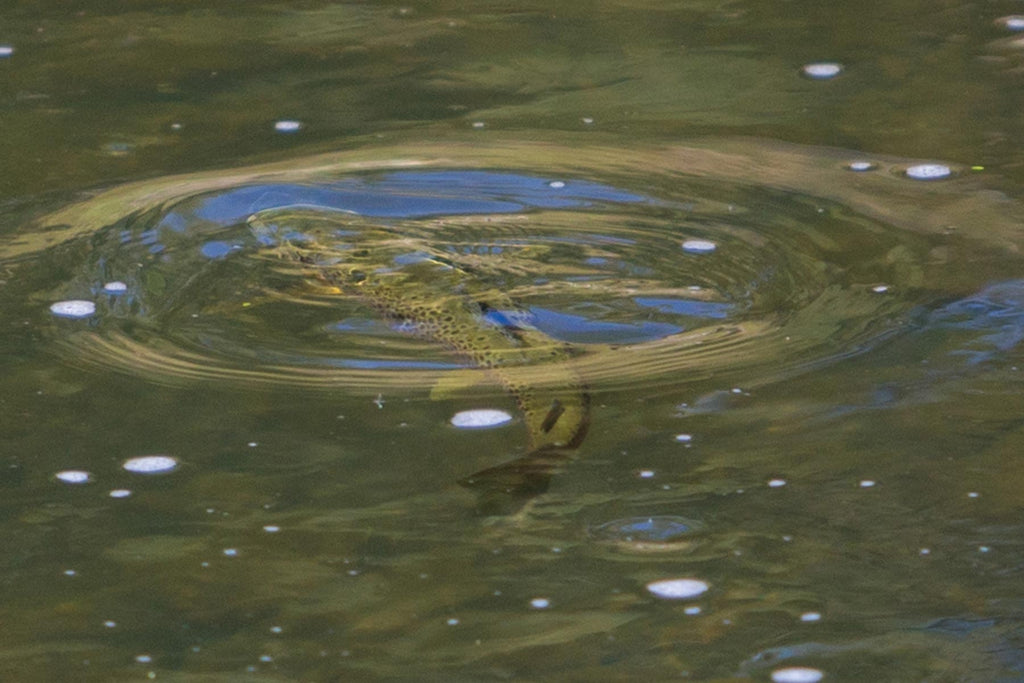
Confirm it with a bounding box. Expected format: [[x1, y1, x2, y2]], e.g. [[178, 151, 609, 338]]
[[6, 136, 1024, 678], [13, 136, 1015, 406]]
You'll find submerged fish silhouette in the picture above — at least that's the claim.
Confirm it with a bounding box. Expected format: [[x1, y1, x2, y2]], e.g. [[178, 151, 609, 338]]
[[249, 206, 590, 513]]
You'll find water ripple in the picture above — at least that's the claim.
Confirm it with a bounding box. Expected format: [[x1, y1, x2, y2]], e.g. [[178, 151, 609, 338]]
[[9, 137, 1017, 397]]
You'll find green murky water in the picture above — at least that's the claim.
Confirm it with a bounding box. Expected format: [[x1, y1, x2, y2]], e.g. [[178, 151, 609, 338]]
[[3, 2, 1024, 680]]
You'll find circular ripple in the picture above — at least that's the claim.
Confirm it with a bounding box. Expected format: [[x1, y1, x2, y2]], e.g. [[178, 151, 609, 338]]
[[12, 139, 985, 397], [591, 516, 702, 552]]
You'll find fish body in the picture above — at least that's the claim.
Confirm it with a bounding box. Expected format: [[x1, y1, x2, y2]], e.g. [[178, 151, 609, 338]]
[[248, 206, 590, 510]]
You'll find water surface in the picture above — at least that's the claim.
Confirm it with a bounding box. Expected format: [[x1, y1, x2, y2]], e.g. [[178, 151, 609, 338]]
[[2, 2, 1024, 681]]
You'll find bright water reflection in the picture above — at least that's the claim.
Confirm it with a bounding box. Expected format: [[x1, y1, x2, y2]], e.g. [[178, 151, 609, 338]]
[[3, 1, 1024, 680]]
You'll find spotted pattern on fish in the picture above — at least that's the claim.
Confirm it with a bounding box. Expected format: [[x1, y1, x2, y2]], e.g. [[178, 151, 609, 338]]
[[248, 206, 590, 504]]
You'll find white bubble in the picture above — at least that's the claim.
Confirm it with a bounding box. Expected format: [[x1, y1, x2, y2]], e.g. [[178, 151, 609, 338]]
[[682, 239, 717, 254], [63, 569, 77, 576], [530, 597, 550, 609], [920, 548, 931, 555], [967, 491, 979, 498], [450, 409, 512, 428], [548, 180, 566, 189], [122, 455, 178, 474], [223, 548, 238, 557], [998, 16, 1024, 31], [274, 120, 302, 133], [263, 525, 280, 533], [581, 117, 594, 124], [109, 489, 132, 498], [446, 617, 460, 625], [871, 285, 890, 293], [768, 479, 787, 488], [674, 433, 693, 443], [847, 161, 876, 172], [103, 281, 128, 293], [55, 470, 92, 485], [646, 578, 709, 600], [170, 123, 183, 131], [684, 606, 702, 615], [859, 480, 876, 488], [135, 654, 152, 664], [103, 620, 117, 628], [800, 611, 822, 622], [471, 121, 485, 129], [50, 300, 96, 318], [269, 626, 283, 634], [801, 62, 843, 79], [0, 46, 12, 58], [906, 164, 952, 180], [771, 667, 824, 683], [637, 469, 656, 479], [259, 655, 273, 662]]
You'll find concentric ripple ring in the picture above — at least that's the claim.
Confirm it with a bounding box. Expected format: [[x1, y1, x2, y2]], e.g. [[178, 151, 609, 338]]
[[10, 135, 1021, 398]]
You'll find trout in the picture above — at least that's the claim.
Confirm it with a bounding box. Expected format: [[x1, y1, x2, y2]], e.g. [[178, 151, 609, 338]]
[[248, 206, 590, 512]]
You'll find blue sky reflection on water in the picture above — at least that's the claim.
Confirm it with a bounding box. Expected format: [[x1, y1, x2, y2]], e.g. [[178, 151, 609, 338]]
[[634, 296, 734, 319], [526, 306, 682, 344], [191, 171, 651, 225]]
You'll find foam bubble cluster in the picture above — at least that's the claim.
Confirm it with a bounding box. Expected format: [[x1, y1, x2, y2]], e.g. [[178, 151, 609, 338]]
[[646, 578, 709, 599], [905, 164, 951, 180], [771, 667, 824, 683], [103, 281, 128, 294], [997, 16, 1024, 31], [274, 120, 302, 133], [450, 409, 512, 428], [122, 455, 178, 474], [681, 239, 717, 254], [55, 470, 92, 484], [801, 62, 843, 79], [50, 300, 96, 318]]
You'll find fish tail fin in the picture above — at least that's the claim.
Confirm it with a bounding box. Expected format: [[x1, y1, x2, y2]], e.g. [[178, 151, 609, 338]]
[[458, 445, 576, 516]]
